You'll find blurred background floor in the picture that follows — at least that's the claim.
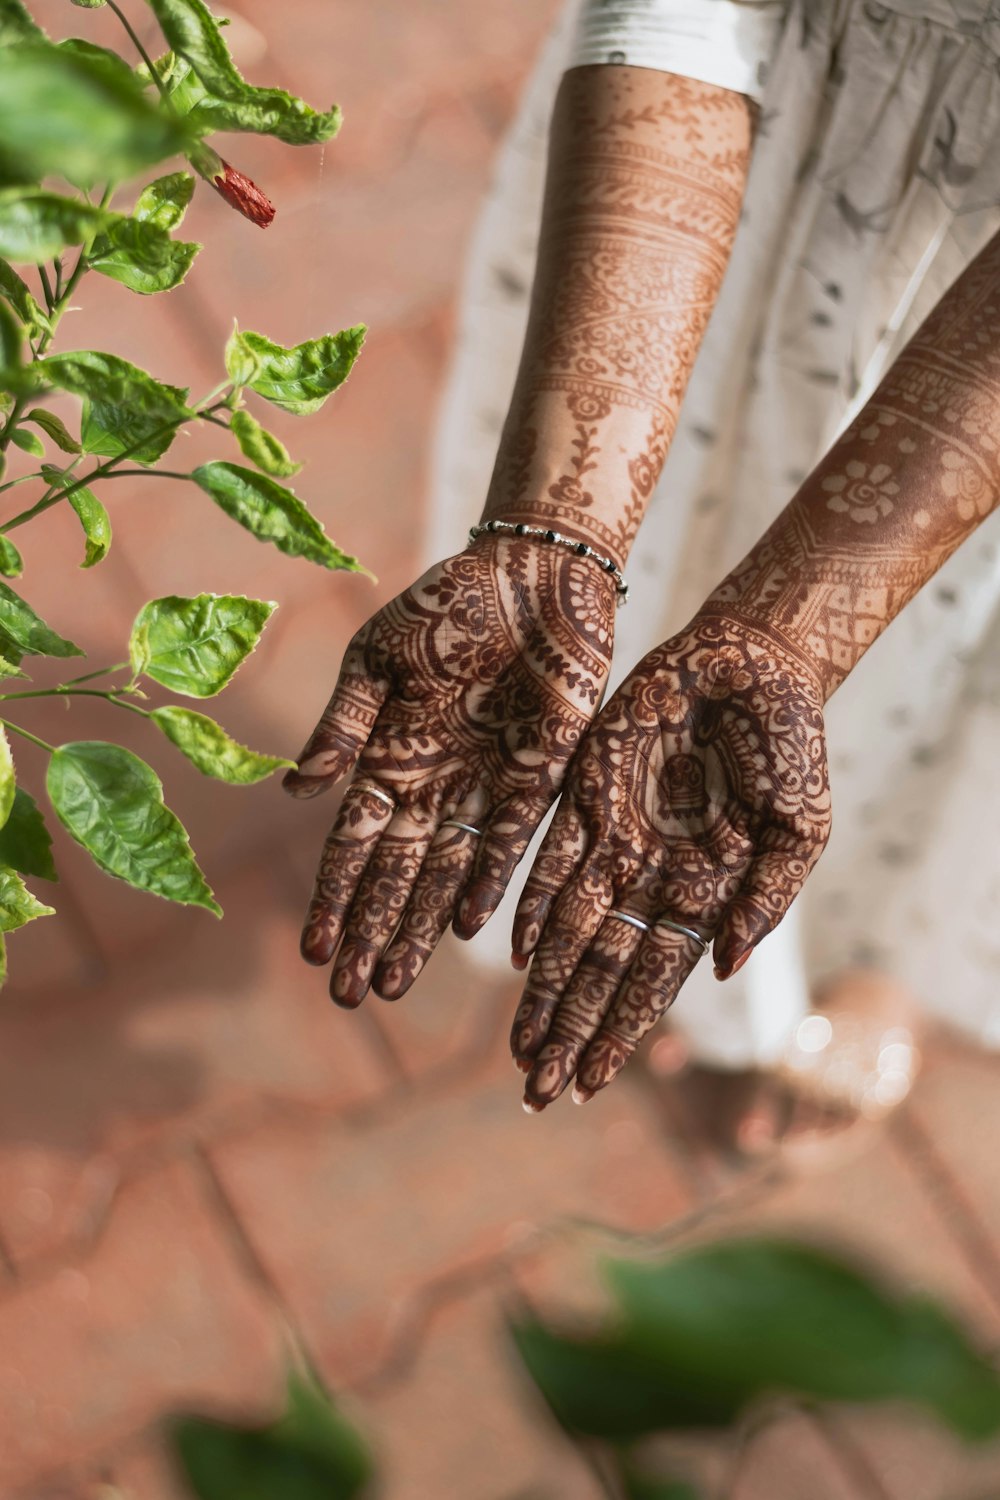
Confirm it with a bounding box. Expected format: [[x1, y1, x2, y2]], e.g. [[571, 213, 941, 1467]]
[[3, 2, 1000, 1497]]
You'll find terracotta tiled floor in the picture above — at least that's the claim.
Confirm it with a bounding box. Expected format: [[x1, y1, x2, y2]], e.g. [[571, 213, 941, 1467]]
[[4, 3, 1000, 1497]]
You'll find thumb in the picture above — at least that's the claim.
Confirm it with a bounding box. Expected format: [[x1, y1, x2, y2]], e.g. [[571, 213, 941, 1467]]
[[712, 843, 818, 980], [283, 633, 389, 799]]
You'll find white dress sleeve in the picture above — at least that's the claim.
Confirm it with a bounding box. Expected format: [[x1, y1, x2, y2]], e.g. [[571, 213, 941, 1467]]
[[568, 0, 785, 103]]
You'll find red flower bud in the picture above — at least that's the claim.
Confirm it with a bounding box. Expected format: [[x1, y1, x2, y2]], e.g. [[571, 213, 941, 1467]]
[[189, 144, 275, 228]]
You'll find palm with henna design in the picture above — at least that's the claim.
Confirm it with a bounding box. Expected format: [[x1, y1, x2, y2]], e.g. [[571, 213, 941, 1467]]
[[283, 535, 615, 1007], [511, 612, 832, 1109]]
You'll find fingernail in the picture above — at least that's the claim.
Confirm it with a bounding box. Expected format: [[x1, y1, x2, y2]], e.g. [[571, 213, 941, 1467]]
[[522, 1097, 544, 1114], [572, 1085, 595, 1106], [511, 952, 529, 971], [715, 949, 750, 981], [512, 1056, 531, 1074]]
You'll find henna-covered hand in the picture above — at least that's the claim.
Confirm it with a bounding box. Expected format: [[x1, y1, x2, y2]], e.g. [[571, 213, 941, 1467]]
[[283, 534, 614, 1006], [511, 613, 832, 1108]]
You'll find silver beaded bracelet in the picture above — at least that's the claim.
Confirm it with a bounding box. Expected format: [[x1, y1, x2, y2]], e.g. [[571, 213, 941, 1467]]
[[468, 518, 629, 605]]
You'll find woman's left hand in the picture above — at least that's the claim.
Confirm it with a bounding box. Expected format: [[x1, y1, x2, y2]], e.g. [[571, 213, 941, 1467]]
[[511, 610, 833, 1109]]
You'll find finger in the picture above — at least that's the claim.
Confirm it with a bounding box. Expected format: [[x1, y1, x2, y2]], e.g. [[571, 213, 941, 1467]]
[[283, 631, 389, 799], [509, 864, 615, 1068], [523, 910, 643, 1110], [373, 822, 480, 1000], [299, 784, 395, 969], [712, 840, 821, 980], [511, 803, 588, 966], [453, 789, 553, 940], [574, 924, 703, 1100], [329, 807, 438, 1007]]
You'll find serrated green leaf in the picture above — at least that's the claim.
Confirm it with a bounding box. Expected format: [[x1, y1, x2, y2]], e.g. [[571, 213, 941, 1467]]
[[152, 705, 293, 784], [46, 740, 220, 913], [224, 320, 259, 387], [144, 0, 341, 146], [0, 579, 82, 662], [65, 483, 110, 567], [0, 866, 53, 931], [55, 37, 136, 89], [9, 425, 42, 456], [192, 462, 363, 572], [134, 170, 195, 231], [24, 408, 80, 454], [171, 1370, 373, 1500], [0, 535, 23, 577], [71, 0, 108, 9], [0, 259, 50, 338], [129, 592, 275, 697], [0, 787, 56, 880], [0, 44, 191, 190], [0, 0, 46, 45], [229, 409, 300, 477], [89, 215, 200, 295], [234, 326, 366, 415], [0, 190, 111, 264], [0, 723, 14, 831], [42, 350, 192, 464]]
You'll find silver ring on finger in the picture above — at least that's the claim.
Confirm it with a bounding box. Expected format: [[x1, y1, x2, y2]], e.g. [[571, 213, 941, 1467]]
[[656, 915, 711, 956], [441, 819, 482, 837], [350, 779, 397, 812], [607, 908, 650, 934]]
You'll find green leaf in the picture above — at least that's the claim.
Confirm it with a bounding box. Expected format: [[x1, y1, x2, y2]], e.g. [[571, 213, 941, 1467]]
[[171, 1370, 373, 1500], [46, 740, 220, 914], [0, 259, 51, 338], [0, 190, 111, 264], [623, 1474, 701, 1500], [71, 0, 108, 8], [88, 215, 200, 295], [133, 170, 195, 231], [9, 425, 42, 456], [144, 0, 341, 146], [0, 579, 82, 663], [66, 483, 111, 567], [24, 408, 80, 453], [0, 0, 46, 45], [232, 326, 366, 415], [0, 722, 14, 831], [192, 462, 363, 572], [0, 787, 57, 880], [42, 351, 192, 465], [0, 867, 53, 931], [224, 320, 259, 387], [0, 44, 192, 190], [55, 37, 137, 90], [229, 409, 300, 477], [0, 535, 23, 577], [152, 705, 293, 784], [129, 592, 275, 697]]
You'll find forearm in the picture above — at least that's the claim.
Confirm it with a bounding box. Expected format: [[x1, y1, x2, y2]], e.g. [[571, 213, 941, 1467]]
[[481, 63, 754, 569], [705, 226, 1000, 699]]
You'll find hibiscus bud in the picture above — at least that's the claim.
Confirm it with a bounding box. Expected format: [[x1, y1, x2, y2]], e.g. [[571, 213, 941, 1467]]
[[189, 143, 275, 228]]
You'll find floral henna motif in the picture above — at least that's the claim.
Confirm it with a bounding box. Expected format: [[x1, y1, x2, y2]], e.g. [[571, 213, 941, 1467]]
[[484, 65, 753, 565], [285, 534, 615, 1005], [512, 616, 832, 1108]]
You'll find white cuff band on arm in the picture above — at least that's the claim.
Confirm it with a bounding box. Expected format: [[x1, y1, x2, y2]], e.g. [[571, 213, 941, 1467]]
[[568, 0, 785, 104]]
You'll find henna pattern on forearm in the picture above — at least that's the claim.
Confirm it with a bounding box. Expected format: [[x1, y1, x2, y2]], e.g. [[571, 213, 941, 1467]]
[[512, 617, 831, 1107], [710, 225, 1000, 698], [285, 535, 615, 1005], [484, 65, 753, 564]]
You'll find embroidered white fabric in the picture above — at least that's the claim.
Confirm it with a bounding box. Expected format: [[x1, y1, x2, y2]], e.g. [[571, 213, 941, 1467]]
[[568, 0, 785, 100]]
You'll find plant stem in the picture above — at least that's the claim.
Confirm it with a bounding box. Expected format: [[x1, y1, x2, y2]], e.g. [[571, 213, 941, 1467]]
[[106, 0, 170, 104], [97, 470, 192, 482], [0, 687, 151, 719], [61, 662, 130, 688], [0, 719, 54, 754], [37, 265, 54, 315]]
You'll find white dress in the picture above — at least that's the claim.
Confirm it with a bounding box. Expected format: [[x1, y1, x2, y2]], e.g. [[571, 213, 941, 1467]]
[[427, 0, 1000, 1068]]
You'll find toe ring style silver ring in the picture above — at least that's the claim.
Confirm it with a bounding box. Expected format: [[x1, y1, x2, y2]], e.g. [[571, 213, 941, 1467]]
[[442, 819, 482, 837], [657, 917, 711, 956], [351, 780, 396, 812], [608, 908, 650, 933]]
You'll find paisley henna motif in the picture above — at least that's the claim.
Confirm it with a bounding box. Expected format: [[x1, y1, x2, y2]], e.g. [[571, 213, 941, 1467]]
[[285, 534, 615, 1004], [513, 618, 832, 1107]]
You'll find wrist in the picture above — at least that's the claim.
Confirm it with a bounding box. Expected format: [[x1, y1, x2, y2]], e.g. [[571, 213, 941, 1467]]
[[467, 518, 628, 607]]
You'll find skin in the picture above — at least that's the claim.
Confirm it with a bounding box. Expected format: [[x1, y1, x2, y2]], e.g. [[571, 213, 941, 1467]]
[[283, 65, 754, 1007], [515, 221, 1000, 1109]]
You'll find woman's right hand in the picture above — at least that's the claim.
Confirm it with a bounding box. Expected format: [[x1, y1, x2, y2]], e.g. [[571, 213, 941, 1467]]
[[283, 533, 616, 1007], [510, 609, 834, 1109]]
